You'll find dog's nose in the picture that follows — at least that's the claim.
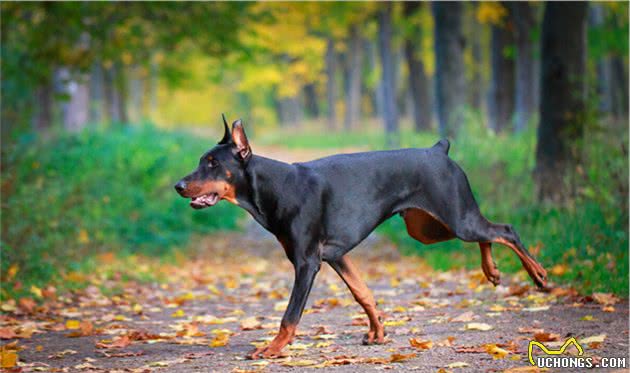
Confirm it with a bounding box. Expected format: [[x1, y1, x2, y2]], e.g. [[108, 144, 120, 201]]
[[174, 181, 187, 194]]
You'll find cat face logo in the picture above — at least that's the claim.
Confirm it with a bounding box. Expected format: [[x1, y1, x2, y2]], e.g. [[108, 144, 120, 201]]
[[528, 337, 584, 366]]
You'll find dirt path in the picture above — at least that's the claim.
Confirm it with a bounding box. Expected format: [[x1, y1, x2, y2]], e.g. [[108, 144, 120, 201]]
[[5, 225, 629, 372]]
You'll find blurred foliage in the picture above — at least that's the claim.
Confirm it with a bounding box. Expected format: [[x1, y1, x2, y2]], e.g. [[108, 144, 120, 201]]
[[0, 125, 242, 298]]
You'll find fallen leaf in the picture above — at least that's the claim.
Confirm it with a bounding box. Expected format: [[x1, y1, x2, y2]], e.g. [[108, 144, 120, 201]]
[[209, 333, 229, 347], [450, 311, 474, 323], [0, 350, 17, 368], [580, 334, 606, 346], [96, 335, 131, 349], [390, 352, 416, 362], [534, 332, 560, 342], [464, 323, 493, 331], [384, 319, 408, 327], [65, 320, 81, 330], [580, 315, 595, 321], [240, 317, 262, 331], [592, 293, 619, 306], [409, 338, 433, 350], [447, 361, 469, 368], [523, 306, 550, 312], [171, 309, 185, 318], [281, 359, 319, 367], [67, 320, 94, 338], [485, 344, 510, 359]]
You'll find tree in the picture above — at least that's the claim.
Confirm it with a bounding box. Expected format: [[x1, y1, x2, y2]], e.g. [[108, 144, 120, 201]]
[[488, 5, 515, 133], [325, 38, 338, 130], [344, 24, 363, 130], [378, 3, 399, 147], [403, 1, 432, 131], [535, 2, 588, 203], [432, 2, 466, 137], [508, 2, 536, 132]]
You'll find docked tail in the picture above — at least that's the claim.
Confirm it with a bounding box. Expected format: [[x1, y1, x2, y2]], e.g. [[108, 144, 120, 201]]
[[432, 139, 450, 155]]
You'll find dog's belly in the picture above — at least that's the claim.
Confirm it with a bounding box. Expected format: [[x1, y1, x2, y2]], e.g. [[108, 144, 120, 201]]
[[402, 208, 455, 244]]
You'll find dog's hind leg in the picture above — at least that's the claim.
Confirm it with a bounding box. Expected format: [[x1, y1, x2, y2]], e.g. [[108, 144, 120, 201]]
[[328, 256, 385, 345], [485, 223, 547, 289], [479, 242, 501, 286]]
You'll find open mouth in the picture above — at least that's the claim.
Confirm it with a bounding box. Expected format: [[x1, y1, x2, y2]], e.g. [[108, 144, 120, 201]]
[[190, 193, 219, 209]]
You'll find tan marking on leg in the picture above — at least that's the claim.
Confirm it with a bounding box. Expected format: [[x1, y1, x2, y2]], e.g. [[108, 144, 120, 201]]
[[493, 237, 547, 288], [479, 242, 501, 286], [403, 208, 455, 244], [334, 256, 384, 344], [248, 323, 295, 359]]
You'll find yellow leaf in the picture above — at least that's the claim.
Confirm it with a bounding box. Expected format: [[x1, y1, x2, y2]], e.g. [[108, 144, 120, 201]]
[[6, 264, 19, 281], [602, 306, 615, 312], [464, 323, 493, 331], [77, 229, 90, 244], [384, 319, 407, 327], [485, 344, 509, 359], [0, 350, 17, 368], [65, 320, 80, 330], [132, 304, 143, 314], [409, 338, 433, 350], [580, 315, 594, 321], [30, 285, 43, 298], [209, 333, 229, 347], [315, 341, 332, 348], [281, 359, 319, 367], [550, 264, 568, 276], [288, 342, 313, 350], [171, 309, 185, 318]]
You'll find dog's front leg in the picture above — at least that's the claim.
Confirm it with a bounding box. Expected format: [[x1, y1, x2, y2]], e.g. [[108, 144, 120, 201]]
[[249, 256, 321, 359]]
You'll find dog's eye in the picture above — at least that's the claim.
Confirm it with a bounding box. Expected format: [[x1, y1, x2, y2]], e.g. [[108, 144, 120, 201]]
[[208, 159, 219, 168]]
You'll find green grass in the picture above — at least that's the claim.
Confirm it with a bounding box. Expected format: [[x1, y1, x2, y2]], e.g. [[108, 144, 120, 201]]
[[261, 116, 629, 295], [1, 125, 243, 298]]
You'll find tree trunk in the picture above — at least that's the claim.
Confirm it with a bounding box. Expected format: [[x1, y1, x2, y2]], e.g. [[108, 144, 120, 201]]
[[128, 65, 144, 123], [63, 75, 90, 131], [89, 60, 105, 124], [488, 20, 515, 133], [34, 81, 53, 131], [325, 38, 338, 130], [432, 2, 466, 137], [508, 2, 536, 132], [468, 3, 484, 110], [344, 24, 362, 131], [404, 2, 432, 131], [277, 96, 303, 127], [378, 3, 399, 148], [303, 83, 319, 118], [611, 56, 629, 118], [535, 2, 588, 203]]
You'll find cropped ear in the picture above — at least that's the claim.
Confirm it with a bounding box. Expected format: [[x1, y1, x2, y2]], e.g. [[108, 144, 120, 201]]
[[231, 119, 251, 161], [218, 113, 232, 144]]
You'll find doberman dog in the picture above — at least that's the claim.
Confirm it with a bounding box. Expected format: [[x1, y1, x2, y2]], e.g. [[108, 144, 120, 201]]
[[174, 115, 548, 359]]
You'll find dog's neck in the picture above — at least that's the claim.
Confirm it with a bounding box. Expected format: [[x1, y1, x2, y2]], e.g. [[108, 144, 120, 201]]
[[234, 154, 295, 233]]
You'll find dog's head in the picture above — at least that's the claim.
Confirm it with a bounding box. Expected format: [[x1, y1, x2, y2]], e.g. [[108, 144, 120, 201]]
[[174, 114, 252, 209]]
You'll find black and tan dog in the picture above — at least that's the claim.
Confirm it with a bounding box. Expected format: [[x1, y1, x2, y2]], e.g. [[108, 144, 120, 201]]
[[175, 115, 548, 359]]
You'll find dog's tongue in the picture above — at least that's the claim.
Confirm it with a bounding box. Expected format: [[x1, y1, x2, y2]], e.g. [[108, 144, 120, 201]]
[[190, 194, 219, 209]]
